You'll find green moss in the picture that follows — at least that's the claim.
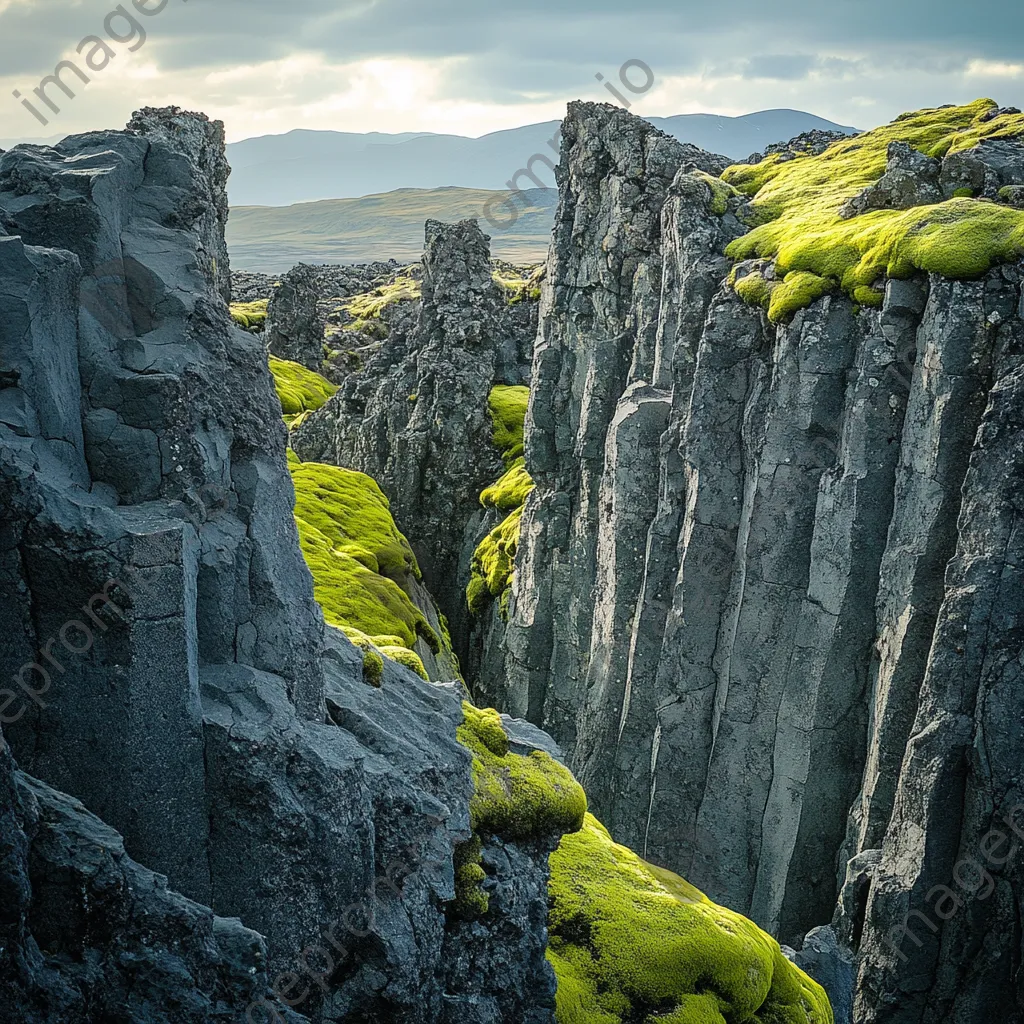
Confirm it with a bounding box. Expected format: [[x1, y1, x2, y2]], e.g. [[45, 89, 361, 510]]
[[694, 171, 738, 216], [341, 276, 421, 331], [453, 836, 490, 917], [467, 507, 523, 617], [548, 815, 833, 1024], [290, 460, 439, 682], [468, 384, 536, 618], [487, 385, 531, 464], [459, 703, 587, 842], [452, 703, 585, 920], [853, 285, 884, 308], [480, 457, 535, 512], [269, 356, 337, 429], [723, 99, 1024, 314], [230, 299, 268, 331]]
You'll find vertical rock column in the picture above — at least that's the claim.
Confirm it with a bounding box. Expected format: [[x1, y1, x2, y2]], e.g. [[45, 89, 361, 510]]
[[501, 102, 693, 734]]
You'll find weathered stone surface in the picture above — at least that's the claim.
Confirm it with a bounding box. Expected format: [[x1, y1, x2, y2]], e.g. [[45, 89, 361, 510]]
[[0, 109, 567, 1023], [0, 732, 298, 1024], [786, 926, 856, 1024], [265, 262, 326, 369], [840, 141, 942, 218], [497, 99, 1024, 1022]]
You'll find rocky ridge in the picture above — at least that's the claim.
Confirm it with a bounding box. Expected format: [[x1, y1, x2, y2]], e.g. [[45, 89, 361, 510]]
[[493, 99, 1024, 1023], [293, 220, 539, 666], [0, 108, 570, 1023]]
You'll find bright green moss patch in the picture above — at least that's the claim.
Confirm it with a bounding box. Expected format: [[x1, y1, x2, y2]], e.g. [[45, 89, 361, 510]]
[[467, 507, 523, 617], [290, 460, 439, 683], [453, 836, 490, 917], [695, 171, 739, 216], [724, 99, 1024, 316], [269, 356, 338, 429], [548, 815, 833, 1024], [230, 299, 268, 331], [468, 384, 536, 619], [733, 269, 834, 324], [453, 703, 586, 919], [480, 458, 535, 512], [488, 385, 531, 464], [458, 703, 587, 841], [291, 461, 423, 584], [341, 275, 421, 332]]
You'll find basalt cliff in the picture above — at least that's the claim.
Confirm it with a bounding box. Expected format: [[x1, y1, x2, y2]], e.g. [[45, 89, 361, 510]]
[[2, 94, 1022, 1024], [488, 100, 1024, 1023]]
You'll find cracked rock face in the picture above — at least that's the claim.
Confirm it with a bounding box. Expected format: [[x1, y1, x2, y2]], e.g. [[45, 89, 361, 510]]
[[497, 100, 1024, 1023], [0, 109, 565, 1024]]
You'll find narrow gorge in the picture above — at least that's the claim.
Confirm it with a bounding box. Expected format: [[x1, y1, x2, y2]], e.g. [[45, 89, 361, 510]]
[[1, 93, 1022, 1024]]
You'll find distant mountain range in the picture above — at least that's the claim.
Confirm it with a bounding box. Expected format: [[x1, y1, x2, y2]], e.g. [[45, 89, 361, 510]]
[[227, 187, 558, 271], [225, 109, 857, 207], [2, 109, 857, 272]]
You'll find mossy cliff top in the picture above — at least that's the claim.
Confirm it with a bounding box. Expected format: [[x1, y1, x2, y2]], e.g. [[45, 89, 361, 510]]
[[724, 99, 1024, 320], [549, 815, 833, 1024]]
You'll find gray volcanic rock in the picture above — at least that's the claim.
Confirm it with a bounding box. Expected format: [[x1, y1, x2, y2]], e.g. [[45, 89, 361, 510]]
[[265, 262, 326, 369], [0, 736, 298, 1024], [0, 108, 568, 1023], [840, 141, 942, 218], [293, 219, 516, 666], [748, 127, 853, 164], [496, 99, 1024, 1022]]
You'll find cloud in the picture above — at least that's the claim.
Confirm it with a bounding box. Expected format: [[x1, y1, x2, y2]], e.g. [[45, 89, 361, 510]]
[[742, 55, 817, 81], [0, 0, 1021, 141]]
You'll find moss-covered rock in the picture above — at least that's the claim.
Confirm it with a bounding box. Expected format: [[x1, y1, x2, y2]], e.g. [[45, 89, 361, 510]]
[[289, 459, 437, 682], [270, 356, 338, 429], [341, 274, 421, 332], [467, 385, 535, 618], [455, 702, 587, 916], [548, 815, 833, 1024], [467, 506, 524, 617], [724, 99, 1024, 317], [230, 298, 268, 331]]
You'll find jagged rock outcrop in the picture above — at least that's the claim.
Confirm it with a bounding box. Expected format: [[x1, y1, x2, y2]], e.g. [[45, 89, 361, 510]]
[[266, 262, 326, 369], [749, 128, 854, 164], [294, 220, 520, 663], [0, 735, 298, 1024], [0, 109, 569, 1023], [495, 99, 1024, 1023]]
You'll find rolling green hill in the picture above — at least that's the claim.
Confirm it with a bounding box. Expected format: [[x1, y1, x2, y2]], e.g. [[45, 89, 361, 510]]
[[226, 186, 556, 271]]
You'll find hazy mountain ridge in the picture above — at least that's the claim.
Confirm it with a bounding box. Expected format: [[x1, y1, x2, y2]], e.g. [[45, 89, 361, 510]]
[[225, 108, 857, 206]]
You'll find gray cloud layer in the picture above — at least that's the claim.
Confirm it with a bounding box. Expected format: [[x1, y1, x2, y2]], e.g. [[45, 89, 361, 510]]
[[0, 0, 1021, 140]]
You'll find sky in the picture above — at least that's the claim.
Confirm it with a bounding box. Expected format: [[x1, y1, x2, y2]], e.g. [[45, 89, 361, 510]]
[[1, 0, 1022, 144]]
